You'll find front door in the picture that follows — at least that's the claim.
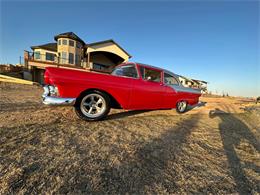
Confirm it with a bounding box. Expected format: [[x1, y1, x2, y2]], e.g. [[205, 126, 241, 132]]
[[130, 66, 165, 109]]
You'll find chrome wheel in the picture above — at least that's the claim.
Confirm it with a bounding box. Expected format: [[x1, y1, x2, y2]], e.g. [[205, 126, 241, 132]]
[[177, 101, 187, 113], [80, 93, 106, 118]]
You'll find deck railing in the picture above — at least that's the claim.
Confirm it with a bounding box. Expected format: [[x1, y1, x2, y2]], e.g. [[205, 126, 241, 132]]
[[24, 50, 112, 74], [25, 51, 83, 66]]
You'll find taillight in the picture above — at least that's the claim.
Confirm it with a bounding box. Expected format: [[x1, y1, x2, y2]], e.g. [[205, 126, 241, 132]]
[[54, 86, 60, 96], [49, 85, 59, 96], [43, 85, 60, 97]]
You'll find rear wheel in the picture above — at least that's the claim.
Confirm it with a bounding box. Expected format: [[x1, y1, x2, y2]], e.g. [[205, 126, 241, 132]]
[[176, 100, 188, 113], [75, 90, 111, 121]]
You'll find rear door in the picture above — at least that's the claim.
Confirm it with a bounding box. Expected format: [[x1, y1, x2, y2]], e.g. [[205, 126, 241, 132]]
[[162, 73, 180, 108]]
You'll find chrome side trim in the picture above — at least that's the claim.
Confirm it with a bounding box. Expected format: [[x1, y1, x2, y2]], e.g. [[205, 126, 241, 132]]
[[170, 85, 201, 94], [42, 96, 76, 106]]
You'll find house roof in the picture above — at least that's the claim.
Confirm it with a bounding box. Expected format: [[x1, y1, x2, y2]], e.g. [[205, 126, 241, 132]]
[[31, 33, 131, 58], [54, 32, 85, 44], [31, 43, 57, 52], [86, 39, 132, 58]]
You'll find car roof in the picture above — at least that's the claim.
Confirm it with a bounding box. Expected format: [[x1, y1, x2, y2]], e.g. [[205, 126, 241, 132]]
[[121, 62, 178, 78]]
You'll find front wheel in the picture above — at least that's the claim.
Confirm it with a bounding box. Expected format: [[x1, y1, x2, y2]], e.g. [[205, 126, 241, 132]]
[[74, 90, 111, 121], [176, 100, 188, 113]]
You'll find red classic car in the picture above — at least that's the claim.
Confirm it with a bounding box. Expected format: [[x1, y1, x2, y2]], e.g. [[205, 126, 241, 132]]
[[42, 62, 201, 121]]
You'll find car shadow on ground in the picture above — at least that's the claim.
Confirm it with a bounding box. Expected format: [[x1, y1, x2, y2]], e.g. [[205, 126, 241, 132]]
[[107, 101, 207, 120], [186, 101, 207, 112], [106, 110, 151, 120], [209, 108, 260, 194]]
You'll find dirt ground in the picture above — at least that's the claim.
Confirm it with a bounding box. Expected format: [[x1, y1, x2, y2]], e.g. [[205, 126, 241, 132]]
[[0, 82, 259, 194]]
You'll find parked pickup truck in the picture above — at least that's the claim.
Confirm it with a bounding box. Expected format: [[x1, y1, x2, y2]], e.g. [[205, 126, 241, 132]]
[[42, 62, 201, 121]]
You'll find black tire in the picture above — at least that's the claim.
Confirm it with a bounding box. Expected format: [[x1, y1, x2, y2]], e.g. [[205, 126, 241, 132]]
[[176, 100, 188, 113], [74, 90, 111, 121]]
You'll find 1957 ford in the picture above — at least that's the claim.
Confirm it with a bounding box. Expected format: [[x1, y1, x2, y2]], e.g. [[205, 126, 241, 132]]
[[42, 62, 201, 121]]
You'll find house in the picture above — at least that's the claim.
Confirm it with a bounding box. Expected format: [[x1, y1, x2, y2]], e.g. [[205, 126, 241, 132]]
[[177, 75, 208, 94], [177, 75, 195, 88], [191, 79, 208, 94], [24, 32, 131, 83], [0, 64, 22, 74]]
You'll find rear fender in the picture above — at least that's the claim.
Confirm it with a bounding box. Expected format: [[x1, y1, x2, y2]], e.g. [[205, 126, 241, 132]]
[[75, 88, 122, 109]]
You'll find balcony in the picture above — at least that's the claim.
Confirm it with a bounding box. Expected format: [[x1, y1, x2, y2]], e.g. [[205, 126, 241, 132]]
[[24, 50, 112, 74]]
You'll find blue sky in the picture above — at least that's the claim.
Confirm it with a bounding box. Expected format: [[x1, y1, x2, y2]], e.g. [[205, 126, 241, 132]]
[[0, 1, 259, 97]]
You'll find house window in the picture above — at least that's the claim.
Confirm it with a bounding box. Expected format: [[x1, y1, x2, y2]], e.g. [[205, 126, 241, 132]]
[[69, 40, 74, 47], [93, 63, 109, 71], [46, 52, 55, 61], [58, 40, 61, 45], [69, 53, 74, 64], [75, 54, 81, 65], [61, 52, 67, 64], [139, 66, 161, 82], [76, 42, 81, 48], [62, 39, 67, 45], [34, 52, 41, 60]]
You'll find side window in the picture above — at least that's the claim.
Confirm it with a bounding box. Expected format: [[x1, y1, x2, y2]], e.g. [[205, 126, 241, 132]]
[[69, 53, 74, 64], [111, 65, 138, 78], [61, 52, 67, 64], [62, 39, 67, 45], [164, 73, 179, 85], [46, 52, 55, 61], [76, 42, 81, 48], [75, 54, 81, 65], [69, 40, 74, 47], [34, 52, 41, 60], [140, 66, 161, 82]]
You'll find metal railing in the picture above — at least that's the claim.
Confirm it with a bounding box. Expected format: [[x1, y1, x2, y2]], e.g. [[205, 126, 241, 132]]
[[25, 51, 83, 66], [24, 51, 112, 74]]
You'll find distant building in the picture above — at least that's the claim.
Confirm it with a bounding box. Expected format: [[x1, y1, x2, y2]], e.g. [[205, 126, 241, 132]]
[[24, 32, 131, 83], [177, 75, 208, 93], [177, 75, 194, 88], [0, 64, 22, 74], [192, 79, 208, 94]]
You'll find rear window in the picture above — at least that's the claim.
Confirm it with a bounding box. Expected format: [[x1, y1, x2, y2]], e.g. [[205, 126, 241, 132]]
[[164, 73, 179, 85]]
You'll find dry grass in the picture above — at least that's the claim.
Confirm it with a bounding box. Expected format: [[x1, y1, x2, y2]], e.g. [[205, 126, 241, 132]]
[[0, 82, 259, 194]]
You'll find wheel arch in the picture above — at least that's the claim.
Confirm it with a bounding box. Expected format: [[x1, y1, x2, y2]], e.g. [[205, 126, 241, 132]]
[[75, 88, 122, 109], [176, 98, 189, 106]]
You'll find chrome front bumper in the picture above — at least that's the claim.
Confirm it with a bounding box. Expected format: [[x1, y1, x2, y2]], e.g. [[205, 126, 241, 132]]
[[42, 85, 76, 106]]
